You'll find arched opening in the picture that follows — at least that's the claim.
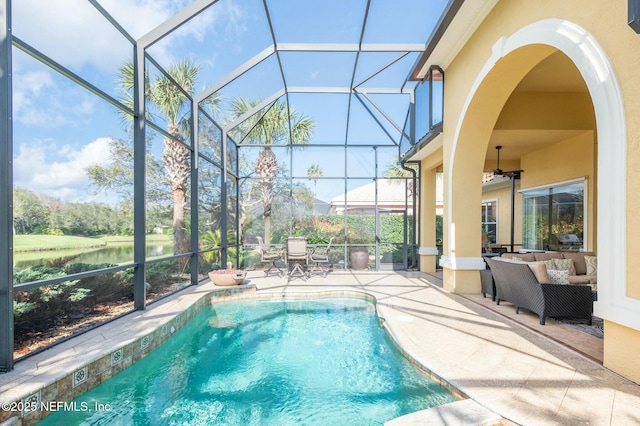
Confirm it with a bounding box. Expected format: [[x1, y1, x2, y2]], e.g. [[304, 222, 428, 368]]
[[444, 19, 629, 334]]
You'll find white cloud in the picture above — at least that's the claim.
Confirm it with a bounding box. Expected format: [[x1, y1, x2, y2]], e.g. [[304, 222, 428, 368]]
[[13, 0, 132, 73], [99, 0, 188, 39], [12, 70, 53, 119], [14, 137, 114, 203], [13, 0, 247, 80], [12, 61, 98, 127]]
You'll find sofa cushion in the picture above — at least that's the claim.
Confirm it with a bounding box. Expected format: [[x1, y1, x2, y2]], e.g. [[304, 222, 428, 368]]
[[534, 252, 563, 262], [568, 275, 592, 285], [553, 258, 577, 276], [527, 261, 550, 284], [501, 252, 536, 262], [548, 269, 570, 285], [562, 251, 595, 275], [584, 255, 597, 275]]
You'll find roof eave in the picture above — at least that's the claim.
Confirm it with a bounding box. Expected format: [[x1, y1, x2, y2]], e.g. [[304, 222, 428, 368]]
[[410, 0, 499, 80]]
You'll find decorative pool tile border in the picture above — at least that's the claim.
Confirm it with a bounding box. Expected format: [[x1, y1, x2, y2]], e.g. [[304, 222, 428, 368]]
[[1, 284, 255, 425], [3, 285, 466, 425]]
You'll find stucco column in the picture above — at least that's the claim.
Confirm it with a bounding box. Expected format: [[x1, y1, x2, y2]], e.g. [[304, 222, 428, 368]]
[[419, 168, 438, 273], [440, 170, 484, 294], [440, 124, 487, 294]]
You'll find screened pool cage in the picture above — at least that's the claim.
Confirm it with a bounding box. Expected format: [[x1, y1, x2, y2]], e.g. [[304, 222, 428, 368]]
[[0, 0, 448, 370]]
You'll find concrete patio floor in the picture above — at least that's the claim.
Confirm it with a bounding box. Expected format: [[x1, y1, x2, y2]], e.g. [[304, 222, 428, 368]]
[[2, 269, 640, 425], [248, 269, 640, 425]]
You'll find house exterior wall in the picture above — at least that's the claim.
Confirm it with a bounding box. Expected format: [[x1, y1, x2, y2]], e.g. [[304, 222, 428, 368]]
[[481, 180, 522, 248], [520, 131, 597, 252], [425, 0, 640, 382]]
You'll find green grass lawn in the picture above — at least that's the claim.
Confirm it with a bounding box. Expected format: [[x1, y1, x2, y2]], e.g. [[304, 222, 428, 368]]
[[14, 234, 172, 252], [99, 234, 172, 244]]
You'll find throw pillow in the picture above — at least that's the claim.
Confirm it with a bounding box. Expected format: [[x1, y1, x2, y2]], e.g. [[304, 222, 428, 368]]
[[510, 256, 524, 263], [542, 259, 556, 271], [547, 269, 570, 285], [585, 255, 597, 275], [527, 261, 550, 284], [553, 258, 576, 276]]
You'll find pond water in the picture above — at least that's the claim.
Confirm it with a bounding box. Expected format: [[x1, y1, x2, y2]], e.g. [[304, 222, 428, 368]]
[[14, 243, 173, 270]]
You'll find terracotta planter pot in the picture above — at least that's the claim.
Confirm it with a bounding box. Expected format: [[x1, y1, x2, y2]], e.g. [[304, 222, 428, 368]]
[[208, 271, 247, 286], [350, 251, 370, 270]]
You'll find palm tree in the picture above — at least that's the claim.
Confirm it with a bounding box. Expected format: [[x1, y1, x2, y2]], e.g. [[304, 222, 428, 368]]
[[117, 59, 220, 254], [229, 99, 314, 243], [306, 164, 323, 195], [384, 160, 418, 197]]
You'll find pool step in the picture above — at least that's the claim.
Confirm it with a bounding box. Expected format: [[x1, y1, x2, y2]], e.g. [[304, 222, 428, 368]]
[[385, 399, 507, 426]]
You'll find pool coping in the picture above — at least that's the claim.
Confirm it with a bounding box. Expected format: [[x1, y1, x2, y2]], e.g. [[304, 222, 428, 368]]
[[0, 280, 503, 426], [0, 282, 252, 424]]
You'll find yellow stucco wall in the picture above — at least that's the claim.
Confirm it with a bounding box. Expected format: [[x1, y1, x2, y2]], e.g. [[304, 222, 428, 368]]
[[429, 0, 640, 381], [481, 180, 522, 247], [520, 132, 597, 252], [604, 321, 640, 384], [420, 168, 437, 273]]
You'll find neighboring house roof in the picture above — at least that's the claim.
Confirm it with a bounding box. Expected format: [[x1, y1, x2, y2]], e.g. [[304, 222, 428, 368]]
[[330, 175, 444, 213], [330, 180, 412, 208]]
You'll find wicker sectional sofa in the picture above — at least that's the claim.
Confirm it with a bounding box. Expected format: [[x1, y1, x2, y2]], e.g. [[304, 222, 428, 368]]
[[486, 257, 593, 325], [500, 251, 597, 291]]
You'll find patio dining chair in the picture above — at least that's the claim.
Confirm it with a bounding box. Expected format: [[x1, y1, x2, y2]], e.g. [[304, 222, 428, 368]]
[[286, 237, 309, 281], [308, 237, 334, 277], [256, 236, 284, 277]]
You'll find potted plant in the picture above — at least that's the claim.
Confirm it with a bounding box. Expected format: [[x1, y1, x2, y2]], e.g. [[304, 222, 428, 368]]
[[208, 264, 247, 286]]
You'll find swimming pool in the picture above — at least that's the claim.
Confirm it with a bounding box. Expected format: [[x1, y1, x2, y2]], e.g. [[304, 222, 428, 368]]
[[38, 296, 457, 425]]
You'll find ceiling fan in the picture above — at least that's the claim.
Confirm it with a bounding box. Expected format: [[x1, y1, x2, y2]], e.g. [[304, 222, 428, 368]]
[[493, 145, 524, 178]]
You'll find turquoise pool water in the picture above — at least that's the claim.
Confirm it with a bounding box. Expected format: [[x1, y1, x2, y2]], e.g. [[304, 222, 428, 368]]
[[38, 297, 457, 425]]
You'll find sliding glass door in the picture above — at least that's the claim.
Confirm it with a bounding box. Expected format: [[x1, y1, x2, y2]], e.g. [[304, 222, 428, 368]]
[[522, 180, 586, 251]]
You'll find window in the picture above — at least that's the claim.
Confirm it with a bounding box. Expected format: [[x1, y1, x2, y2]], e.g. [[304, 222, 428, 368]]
[[481, 200, 497, 244], [522, 180, 586, 251], [414, 66, 444, 145]]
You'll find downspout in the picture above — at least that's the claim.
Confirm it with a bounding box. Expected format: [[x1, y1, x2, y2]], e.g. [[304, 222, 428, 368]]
[[401, 160, 419, 269]]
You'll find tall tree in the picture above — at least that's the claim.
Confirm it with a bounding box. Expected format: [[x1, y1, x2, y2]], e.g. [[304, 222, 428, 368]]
[[153, 60, 196, 254], [229, 99, 314, 243], [306, 164, 323, 195], [102, 60, 220, 254]]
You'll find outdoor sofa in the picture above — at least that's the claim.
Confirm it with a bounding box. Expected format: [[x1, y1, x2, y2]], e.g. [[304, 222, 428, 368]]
[[500, 251, 597, 290], [485, 257, 593, 325]]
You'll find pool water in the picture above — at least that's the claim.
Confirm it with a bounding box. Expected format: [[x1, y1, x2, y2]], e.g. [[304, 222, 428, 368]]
[[38, 297, 457, 425]]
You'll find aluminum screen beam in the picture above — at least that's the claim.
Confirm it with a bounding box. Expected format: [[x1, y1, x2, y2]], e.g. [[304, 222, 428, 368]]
[[88, 0, 136, 44], [138, 0, 219, 49], [194, 45, 276, 105], [357, 91, 411, 141], [224, 89, 285, 133], [189, 99, 199, 285], [285, 86, 409, 94], [261, 0, 292, 146], [133, 44, 147, 310], [12, 36, 131, 115], [0, 0, 13, 372], [276, 43, 425, 52], [354, 52, 410, 88], [354, 92, 398, 146]]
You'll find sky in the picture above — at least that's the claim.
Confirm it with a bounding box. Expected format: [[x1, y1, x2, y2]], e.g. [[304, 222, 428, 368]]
[[10, 0, 447, 205]]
